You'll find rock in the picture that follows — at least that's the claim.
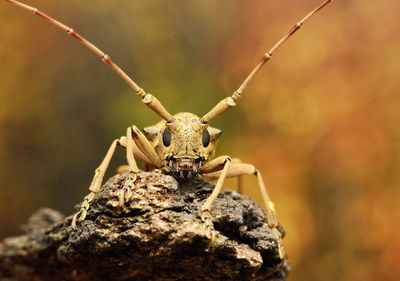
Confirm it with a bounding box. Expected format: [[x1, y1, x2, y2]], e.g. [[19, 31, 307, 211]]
[[0, 171, 289, 280]]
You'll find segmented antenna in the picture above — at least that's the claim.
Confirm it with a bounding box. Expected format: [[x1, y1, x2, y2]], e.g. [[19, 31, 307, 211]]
[[5, 0, 173, 121], [202, 0, 333, 123]]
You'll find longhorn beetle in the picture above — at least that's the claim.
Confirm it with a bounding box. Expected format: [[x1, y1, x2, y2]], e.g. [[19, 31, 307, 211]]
[[5, 0, 333, 260]]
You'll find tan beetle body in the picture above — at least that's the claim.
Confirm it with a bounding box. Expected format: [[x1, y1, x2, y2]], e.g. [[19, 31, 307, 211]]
[[5, 0, 334, 263]]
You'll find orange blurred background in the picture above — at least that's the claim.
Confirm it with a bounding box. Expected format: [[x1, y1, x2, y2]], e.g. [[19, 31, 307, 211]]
[[0, 0, 399, 280]]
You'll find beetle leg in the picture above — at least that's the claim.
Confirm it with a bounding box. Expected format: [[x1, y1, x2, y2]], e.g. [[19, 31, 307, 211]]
[[116, 136, 153, 174], [130, 125, 163, 168], [231, 158, 244, 193], [202, 162, 286, 260], [119, 136, 152, 164], [117, 126, 164, 205], [117, 127, 142, 206], [73, 124, 154, 227], [199, 156, 232, 241], [72, 137, 124, 229], [117, 125, 164, 174]]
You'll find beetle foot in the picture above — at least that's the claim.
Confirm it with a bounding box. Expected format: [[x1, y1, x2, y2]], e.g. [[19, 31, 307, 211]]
[[71, 191, 96, 229], [265, 201, 286, 260], [271, 227, 286, 261], [118, 172, 137, 206], [201, 209, 218, 245]]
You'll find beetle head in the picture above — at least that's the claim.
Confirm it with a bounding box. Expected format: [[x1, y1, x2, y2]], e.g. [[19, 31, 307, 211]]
[[144, 112, 221, 180]]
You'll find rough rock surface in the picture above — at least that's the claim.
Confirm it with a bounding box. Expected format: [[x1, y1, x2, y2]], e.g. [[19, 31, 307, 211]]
[[0, 171, 289, 280]]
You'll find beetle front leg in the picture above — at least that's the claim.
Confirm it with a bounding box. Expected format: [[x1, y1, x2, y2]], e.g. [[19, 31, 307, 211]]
[[116, 127, 141, 206], [117, 125, 164, 205], [199, 156, 232, 241], [130, 125, 164, 167], [72, 125, 145, 228], [202, 163, 286, 259], [72, 137, 124, 228]]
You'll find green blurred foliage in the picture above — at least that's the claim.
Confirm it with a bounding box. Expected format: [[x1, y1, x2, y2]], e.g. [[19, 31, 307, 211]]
[[0, 0, 399, 280]]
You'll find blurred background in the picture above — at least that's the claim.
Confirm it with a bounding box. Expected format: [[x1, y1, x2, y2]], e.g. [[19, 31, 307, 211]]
[[0, 0, 399, 280]]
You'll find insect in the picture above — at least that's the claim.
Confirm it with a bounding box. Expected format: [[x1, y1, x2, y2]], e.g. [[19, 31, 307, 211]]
[[5, 0, 333, 261]]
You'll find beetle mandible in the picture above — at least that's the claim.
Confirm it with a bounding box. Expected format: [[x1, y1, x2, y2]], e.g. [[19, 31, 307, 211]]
[[5, 0, 334, 260]]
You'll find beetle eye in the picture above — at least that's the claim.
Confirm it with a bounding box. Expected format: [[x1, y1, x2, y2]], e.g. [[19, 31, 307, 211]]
[[202, 129, 210, 147], [162, 129, 172, 147]]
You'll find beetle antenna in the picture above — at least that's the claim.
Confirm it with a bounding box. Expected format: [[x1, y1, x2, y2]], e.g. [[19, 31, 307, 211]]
[[202, 0, 333, 123], [5, 0, 174, 121]]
